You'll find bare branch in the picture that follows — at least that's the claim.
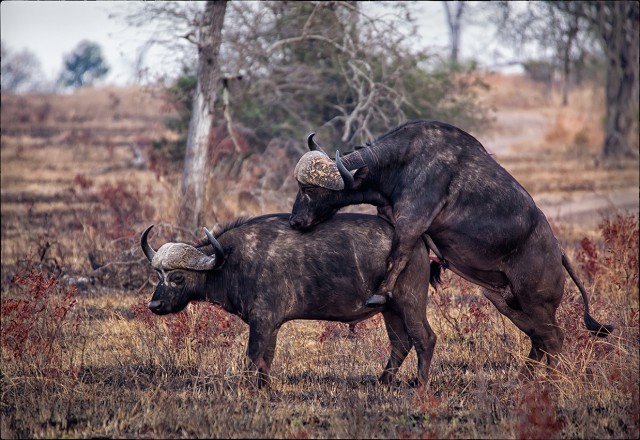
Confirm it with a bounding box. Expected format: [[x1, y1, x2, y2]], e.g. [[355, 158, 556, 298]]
[[266, 33, 355, 57], [222, 78, 242, 154]]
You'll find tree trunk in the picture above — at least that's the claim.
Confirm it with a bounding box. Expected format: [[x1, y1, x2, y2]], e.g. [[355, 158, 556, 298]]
[[599, 0, 639, 162], [178, 1, 227, 230], [560, 20, 578, 107], [443, 1, 465, 66]]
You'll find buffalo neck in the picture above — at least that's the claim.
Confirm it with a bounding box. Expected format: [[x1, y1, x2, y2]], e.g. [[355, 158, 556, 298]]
[[342, 148, 369, 170], [342, 149, 394, 206], [205, 263, 245, 321], [358, 186, 390, 207]]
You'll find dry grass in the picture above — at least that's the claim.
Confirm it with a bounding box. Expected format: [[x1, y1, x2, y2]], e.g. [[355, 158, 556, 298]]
[[1, 76, 639, 438]]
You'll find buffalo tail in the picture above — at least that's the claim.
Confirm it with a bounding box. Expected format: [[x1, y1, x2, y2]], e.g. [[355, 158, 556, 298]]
[[562, 250, 614, 337]]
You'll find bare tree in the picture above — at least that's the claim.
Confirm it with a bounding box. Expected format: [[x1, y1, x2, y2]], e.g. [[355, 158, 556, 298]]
[[569, 1, 639, 161], [497, 0, 639, 162], [1, 41, 44, 92], [178, 1, 227, 230], [223, 1, 489, 147], [115, 2, 204, 83], [494, 2, 595, 106], [442, 1, 466, 66]]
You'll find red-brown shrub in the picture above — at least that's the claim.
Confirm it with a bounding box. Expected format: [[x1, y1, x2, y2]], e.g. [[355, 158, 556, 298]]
[[97, 181, 155, 239], [318, 321, 347, 343], [73, 173, 94, 190], [576, 236, 600, 283], [516, 386, 564, 440], [1, 268, 79, 374], [132, 300, 241, 351], [599, 213, 639, 291]]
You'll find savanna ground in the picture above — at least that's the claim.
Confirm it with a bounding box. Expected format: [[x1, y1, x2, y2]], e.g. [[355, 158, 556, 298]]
[[1, 74, 638, 438]]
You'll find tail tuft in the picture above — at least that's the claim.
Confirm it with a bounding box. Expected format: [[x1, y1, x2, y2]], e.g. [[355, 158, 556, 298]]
[[584, 313, 614, 338]]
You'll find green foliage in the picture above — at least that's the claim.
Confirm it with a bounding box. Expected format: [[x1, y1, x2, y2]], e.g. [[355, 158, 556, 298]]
[[153, 70, 196, 163], [58, 40, 109, 88]]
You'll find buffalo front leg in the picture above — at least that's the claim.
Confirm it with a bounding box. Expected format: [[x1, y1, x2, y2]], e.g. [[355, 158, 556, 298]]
[[366, 224, 428, 307], [262, 328, 280, 375], [366, 200, 443, 307], [246, 319, 278, 388]]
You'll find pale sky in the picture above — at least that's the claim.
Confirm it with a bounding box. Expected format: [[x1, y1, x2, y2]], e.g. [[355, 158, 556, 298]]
[[0, 1, 521, 87], [1, 1, 167, 85]]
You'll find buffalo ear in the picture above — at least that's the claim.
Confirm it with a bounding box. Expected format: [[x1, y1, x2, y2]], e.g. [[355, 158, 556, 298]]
[[352, 166, 369, 189]]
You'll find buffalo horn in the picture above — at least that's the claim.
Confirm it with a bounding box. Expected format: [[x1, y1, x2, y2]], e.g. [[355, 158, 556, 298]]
[[141, 224, 157, 262], [203, 227, 225, 269], [307, 132, 328, 157], [335, 150, 354, 190]]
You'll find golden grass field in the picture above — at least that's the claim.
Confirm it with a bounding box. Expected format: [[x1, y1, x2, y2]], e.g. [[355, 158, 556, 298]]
[[1, 74, 638, 438]]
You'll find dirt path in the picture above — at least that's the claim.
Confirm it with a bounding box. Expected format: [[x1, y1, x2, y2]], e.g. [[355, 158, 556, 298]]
[[485, 109, 639, 226], [484, 109, 550, 156], [537, 188, 639, 226]]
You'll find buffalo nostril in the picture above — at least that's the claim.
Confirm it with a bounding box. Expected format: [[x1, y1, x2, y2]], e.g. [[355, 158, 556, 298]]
[[148, 300, 163, 312], [289, 217, 301, 229]]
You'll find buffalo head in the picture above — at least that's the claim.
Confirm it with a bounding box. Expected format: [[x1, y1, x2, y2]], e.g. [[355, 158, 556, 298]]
[[141, 225, 224, 314], [290, 133, 368, 230]]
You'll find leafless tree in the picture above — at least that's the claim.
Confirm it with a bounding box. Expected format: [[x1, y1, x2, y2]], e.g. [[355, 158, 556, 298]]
[[177, 1, 227, 230], [223, 1, 485, 146], [568, 1, 639, 162], [498, 0, 638, 162], [1, 41, 44, 92], [114, 2, 204, 83], [442, 1, 466, 66]]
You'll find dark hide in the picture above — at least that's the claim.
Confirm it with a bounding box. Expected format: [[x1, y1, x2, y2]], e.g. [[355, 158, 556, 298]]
[[290, 120, 613, 372], [142, 213, 435, 387]]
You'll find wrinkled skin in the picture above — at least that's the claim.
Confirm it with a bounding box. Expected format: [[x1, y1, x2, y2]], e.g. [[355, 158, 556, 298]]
[[290, 120, 612, 373], [143, 213, 434, 388]]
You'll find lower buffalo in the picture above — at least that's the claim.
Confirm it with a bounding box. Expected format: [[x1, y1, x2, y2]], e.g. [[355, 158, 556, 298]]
[[141, 213, 434, 387]]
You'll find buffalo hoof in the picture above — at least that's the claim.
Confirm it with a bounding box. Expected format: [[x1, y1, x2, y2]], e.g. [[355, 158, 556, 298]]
[[365, 294, 387, 307]]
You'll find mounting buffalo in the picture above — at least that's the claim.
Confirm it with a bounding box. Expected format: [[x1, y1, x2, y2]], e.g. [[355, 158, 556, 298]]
[[290, 120, 613, 372], [141, 213, 435, 387]]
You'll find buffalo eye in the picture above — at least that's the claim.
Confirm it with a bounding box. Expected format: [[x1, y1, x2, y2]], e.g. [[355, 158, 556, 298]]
[[303, 186, 318, 196], [170, 274, 185, 285]]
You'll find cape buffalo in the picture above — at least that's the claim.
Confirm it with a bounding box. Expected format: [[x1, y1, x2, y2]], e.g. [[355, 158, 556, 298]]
[[141, 213, 435, 387], [289, 120, 613, 372]]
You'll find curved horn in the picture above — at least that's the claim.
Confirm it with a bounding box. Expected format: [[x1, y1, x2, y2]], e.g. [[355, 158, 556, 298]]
[[335, 150, 354, 190], [307, 132, 328, 157], [141, 224, 156, 262], [203, 227, 225, 269]]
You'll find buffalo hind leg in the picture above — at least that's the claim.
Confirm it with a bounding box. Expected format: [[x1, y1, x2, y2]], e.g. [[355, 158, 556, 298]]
[[526, 306, 564, 373], [380, 310, 437, 387], [416, 317, 437, 387], [380, 310, 413, 385], [482, 288, 563, 377], [404, 314, 437, 387]]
